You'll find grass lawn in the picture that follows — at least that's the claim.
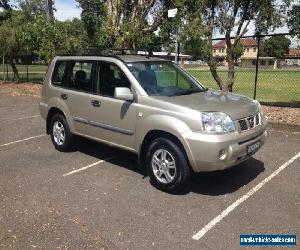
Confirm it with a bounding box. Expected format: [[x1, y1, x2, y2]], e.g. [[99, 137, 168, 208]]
[[0, 64, 299, 103], [0, 64, 47, 83], [188, 69, 300, 103]]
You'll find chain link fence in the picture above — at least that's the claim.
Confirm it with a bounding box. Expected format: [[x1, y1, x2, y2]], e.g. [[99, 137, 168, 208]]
[[183, 33, 300, 107]]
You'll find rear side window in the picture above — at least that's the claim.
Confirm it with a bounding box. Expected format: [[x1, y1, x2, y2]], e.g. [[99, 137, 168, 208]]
[[71, 62, 94, 92], [51, 60, 96, 93]]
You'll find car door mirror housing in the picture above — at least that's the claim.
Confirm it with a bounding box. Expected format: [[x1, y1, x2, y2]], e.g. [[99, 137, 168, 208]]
[[114, 87, 134, 101]]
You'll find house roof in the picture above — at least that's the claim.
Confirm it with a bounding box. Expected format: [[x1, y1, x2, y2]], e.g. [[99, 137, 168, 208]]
[[286, 48, 300, 58], [213, 38, 258, 49]]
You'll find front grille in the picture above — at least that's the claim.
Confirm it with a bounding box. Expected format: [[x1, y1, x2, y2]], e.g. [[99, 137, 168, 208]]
[[238, 113, 261, 131], [255, 114, 260, 125], [238, 120, 248, 131]]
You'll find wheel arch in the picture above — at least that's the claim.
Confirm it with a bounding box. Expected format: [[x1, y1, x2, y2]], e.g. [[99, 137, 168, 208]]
[[138, 130, 190, 168], [46, 107, 66, 134]]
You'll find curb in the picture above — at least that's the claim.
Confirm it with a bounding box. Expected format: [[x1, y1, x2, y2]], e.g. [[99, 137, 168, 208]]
[[268, 121, 300, 132]]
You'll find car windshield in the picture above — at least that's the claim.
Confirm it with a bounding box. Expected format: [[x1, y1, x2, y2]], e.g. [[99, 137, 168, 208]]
[[126, 61, 206, 96]]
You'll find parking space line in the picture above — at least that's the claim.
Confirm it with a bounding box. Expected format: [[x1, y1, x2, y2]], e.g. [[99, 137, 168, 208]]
[[0, 115, 40, 123], [0, 134, 46, 147], [192, 151, 300, 241], [62, 156, 115, 177]]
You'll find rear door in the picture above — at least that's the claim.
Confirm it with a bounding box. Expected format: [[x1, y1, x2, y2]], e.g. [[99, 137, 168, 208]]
[[51, 60, 97, 135]]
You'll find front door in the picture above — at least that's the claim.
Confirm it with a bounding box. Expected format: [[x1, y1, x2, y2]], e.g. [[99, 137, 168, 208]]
[[88, 61, 137, 150]]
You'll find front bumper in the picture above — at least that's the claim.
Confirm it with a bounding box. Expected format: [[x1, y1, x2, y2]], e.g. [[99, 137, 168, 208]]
[[182, 121, 268, 172]]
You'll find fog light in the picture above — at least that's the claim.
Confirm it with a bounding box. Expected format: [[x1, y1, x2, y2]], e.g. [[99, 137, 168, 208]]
[[219, 149, 227, 160]]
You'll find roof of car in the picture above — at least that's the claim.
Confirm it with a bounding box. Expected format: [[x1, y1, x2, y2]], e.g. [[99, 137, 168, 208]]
[[56, 54, 169, 63], [117, 55, 169, 63], [58, 48, 170, 63]]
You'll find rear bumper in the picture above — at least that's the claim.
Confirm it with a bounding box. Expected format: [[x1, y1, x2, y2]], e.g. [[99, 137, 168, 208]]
[[182, 120, 268, 172]]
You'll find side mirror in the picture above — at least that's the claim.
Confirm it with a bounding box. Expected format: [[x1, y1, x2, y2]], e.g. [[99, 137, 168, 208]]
[[114, 87, 134, 101]]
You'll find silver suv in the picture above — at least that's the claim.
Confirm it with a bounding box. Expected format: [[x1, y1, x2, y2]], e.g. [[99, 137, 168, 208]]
[[40, 51, 267, 192]]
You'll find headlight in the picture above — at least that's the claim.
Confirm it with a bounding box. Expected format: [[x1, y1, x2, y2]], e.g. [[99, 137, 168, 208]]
[[253, 100, 263, 117], [253, 99, 262, 110], [201, 112, 235, 133]]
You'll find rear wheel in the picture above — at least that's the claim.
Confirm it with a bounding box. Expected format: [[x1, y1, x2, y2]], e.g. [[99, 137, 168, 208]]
[[50, 113, 75, 151], [146, 137, 191, 192]]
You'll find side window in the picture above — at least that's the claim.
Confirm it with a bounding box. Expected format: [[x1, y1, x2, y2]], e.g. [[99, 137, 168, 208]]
[[52, 61, 68, 87], [71, 61, 94, 93], [52, 60, 95, 93], [98, 62, 131, 97]]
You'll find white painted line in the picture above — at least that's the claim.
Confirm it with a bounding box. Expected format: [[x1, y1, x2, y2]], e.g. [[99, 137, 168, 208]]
[[62, 157, 115, 177], [192, 151, 300, 241], [0, 115, 40, 123], [0, 134, 46, 147]]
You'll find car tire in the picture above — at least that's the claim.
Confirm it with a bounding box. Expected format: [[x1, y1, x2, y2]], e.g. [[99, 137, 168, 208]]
[[50, 113, 75, 152], [146, 137, 191, 192]]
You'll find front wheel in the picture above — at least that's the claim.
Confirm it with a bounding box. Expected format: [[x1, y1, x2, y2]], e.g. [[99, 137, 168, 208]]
[[50, 113, 75, 152], [146, 138, 191, 192]]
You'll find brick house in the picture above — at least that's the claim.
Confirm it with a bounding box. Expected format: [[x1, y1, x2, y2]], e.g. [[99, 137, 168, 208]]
[[212, 38, 276, 68]]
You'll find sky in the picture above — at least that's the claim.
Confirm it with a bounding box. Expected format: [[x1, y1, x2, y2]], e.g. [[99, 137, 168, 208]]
[[55, 0, 81, 21]]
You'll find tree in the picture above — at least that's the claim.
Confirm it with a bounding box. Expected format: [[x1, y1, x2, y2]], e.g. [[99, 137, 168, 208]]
[[0, 10, 25, 82], [0, 0, 11, 21], [17, 0, 48, 18], [288, 5, 300, 37], [47, 0, 54, 22], [17, 0, 55, 22], [179, 0, 291, 92], [262, 35, 291, 58], [77, 0, 169, 49], [22, 16, 87, 63], [76, 0, 105, 44]]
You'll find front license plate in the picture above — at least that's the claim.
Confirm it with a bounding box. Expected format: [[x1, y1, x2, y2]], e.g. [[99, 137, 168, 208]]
[[247, 141, 261, 155]]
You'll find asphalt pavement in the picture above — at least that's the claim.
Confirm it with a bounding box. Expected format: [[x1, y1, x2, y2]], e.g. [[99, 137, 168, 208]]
[[0, 95, 299, 250]]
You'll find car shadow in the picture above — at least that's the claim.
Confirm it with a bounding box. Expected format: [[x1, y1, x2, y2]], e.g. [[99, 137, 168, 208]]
[[75, 138, 146, 176], [75, 137, 265, 196], [187, 158, 265, 196]]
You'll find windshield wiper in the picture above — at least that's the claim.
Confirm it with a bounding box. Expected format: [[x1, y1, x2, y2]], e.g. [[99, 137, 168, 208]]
[[175, 89, 205, 96]]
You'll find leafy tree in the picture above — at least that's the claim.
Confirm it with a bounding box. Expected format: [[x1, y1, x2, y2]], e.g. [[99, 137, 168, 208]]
[[77, 0, 169, 49], [179, 0, 291, 92], [22, 16, 87, 63], [0, 0, 11, 21], [288, 5, 300, 37], [76, 0, 105, 45], [17, 0, 48, 18], [0, 10, 25, 82], [262, 35, 291, 58], [17, 0, 55, 21]]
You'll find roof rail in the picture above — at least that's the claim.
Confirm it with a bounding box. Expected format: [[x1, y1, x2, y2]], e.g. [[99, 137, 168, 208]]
[[59, 47, 153, 57]]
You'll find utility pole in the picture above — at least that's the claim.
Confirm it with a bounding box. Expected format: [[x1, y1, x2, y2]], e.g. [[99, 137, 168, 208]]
[[175, 28, 179, 64], [168, 8, 179, 64]]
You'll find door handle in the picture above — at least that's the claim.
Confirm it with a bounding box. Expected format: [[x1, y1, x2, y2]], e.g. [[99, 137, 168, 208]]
[[91, 100, 101, 107], [61, 93, 68, 100]]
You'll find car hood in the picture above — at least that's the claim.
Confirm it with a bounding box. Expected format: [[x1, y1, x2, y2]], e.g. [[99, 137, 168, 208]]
[[151, 90, 259, 120]]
